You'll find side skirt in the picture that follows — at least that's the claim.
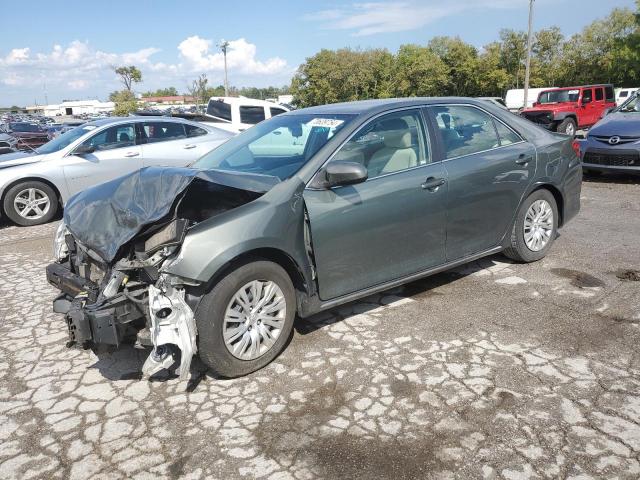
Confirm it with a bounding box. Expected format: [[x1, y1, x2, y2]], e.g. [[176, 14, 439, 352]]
[[299, 246, 504, 317]]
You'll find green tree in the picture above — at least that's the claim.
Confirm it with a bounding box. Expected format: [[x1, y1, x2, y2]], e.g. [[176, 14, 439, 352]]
[[427, 36, 479, 95], [392, 44, 448, 97], [111, 90, 138, 116], [114, 65, 142, 92], [291, 48, 394, 107], [142, 87, 178, 97]]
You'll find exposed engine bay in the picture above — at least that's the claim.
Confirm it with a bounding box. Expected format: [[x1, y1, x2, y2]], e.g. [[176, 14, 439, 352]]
[[46, 167, 278, 380]]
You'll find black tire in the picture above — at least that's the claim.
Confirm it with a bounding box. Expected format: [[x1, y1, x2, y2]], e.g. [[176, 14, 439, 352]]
[[3, 181, 59, 226], [196, 260, 296, 378], [556, 118, 577, 136], [503, 189, 558, 263]]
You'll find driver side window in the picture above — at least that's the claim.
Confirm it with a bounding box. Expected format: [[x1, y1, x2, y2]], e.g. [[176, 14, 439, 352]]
[[81, 124, 136, 151], [331, 109, 429, 180]]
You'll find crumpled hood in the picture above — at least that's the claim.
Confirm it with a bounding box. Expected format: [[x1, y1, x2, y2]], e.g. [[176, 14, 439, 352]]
[[0, 150, 43, 169], [63, 166, 280, 263], [589, 112, 640, 137]]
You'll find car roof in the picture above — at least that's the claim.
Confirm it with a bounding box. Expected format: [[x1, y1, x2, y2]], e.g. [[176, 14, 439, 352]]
[[287, 97, 496, 116], [84, 116, 203, 128], [208, 96, 289, 109]]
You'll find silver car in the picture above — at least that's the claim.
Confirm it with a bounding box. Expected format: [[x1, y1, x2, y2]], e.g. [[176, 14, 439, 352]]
[[0, 117, 233, 226]]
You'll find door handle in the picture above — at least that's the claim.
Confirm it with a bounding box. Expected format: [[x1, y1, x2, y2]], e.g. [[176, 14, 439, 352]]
[[124, 151, 139, 157], [421, 177, 446, 191], [515, 154, 532, 165], [183, 144, 197, 149]]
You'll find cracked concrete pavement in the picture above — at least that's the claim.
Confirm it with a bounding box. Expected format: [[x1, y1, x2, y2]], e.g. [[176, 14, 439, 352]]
[[1, 177, 640, 479]]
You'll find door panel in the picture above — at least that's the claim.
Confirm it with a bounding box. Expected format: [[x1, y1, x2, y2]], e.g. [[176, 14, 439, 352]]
[[442, 142, 536, 259], [63, 123, 142, 196], [426, 105, 535, 261], [304, 163, 447, 300]]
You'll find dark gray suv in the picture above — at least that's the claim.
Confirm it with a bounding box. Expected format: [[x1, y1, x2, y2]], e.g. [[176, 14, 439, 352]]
[[47, 98, 582, 380]]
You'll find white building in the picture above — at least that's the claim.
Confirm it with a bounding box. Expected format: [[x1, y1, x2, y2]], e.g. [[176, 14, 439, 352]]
[[26, 99, 115, 116]]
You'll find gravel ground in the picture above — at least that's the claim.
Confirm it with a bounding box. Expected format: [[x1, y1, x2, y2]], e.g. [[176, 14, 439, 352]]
[[1, 176, 640, 480]]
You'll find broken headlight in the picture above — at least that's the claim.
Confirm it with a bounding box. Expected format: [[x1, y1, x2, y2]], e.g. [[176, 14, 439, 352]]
[[143, 219, 188, 255], [53, 222, 69, 261]]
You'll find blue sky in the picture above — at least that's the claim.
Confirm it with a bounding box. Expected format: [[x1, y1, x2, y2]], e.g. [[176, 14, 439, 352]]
[[0, 0, 635, 106]]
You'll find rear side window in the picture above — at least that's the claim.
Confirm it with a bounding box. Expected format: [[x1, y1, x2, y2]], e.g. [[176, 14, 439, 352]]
[[207, 100, 232, 121], [240, 106, 266, 125], [494, 121, 522, 146], [270, 107, 286, 117], [185, 124, 208, 137], [431, 105, 500, 158], [606, 86, 615, 102], [141, 122, 186, 143], [595, 88, 604, 101]]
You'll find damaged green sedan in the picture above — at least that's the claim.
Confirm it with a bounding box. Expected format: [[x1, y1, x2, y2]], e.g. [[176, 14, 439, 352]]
[[47, 98, 582, 380]]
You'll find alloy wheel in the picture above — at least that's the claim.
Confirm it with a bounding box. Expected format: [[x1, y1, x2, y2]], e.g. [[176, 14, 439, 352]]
[[223, 280, 287, 361], [523, 199, 554, 252], [13, 188, 51, 220]]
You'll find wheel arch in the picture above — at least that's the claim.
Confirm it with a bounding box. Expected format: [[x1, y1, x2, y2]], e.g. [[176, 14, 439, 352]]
[[1, 176, 63, 211], [192, 247, 312, 313], [530, 183, 565, 226]]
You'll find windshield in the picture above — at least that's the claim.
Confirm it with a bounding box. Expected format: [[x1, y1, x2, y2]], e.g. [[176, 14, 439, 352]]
[[614, 92, 640, 113], [538, 89, 580, 104], [194, 113, 355, 180], [36, 124, 94, 154]]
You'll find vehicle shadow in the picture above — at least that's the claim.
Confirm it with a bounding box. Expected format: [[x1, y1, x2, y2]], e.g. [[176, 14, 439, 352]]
[[582, 172, 640, 185], [86, 254, 514, 390], [294, 254, 514, 336]]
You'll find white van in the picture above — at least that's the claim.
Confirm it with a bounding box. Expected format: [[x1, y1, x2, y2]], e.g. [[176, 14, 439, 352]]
[[615, 88, 639, 106], [505, 87, 557, 112], [204, 97, 290, 133]]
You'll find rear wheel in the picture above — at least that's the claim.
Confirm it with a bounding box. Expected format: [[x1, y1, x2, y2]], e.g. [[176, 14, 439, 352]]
[[557, 118, 577, 136], [196, 261, 296, 378], [504, 189, 558, 263], [3, 181, 58, 226]]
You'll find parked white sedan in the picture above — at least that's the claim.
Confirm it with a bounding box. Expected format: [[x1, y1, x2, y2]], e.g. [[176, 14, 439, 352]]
[[0, 117, 233, 226]]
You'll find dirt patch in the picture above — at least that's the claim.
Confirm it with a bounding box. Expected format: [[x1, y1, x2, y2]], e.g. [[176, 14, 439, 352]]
[[616, 269, 640, 282], [302, 434, 445, 480], [389, 378, 419, 398], [168, 455, 190, 479], [550, 268, 605, 288]]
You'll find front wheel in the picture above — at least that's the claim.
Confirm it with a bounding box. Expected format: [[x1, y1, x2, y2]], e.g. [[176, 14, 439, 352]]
[[3, 181, 59, 226], [556, 118, 577, 136], [196, 261, 296, 378], [504, 190, 558, 263]]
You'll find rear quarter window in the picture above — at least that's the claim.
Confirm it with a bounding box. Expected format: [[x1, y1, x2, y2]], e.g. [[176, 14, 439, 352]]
[[207, 101, 232, 121]]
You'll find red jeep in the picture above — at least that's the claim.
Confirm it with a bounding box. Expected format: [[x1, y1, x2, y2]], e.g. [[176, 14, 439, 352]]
[[520, 84, 616, 136]]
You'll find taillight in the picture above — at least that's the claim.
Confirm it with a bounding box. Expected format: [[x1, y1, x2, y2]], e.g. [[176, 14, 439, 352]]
[[572, 140, 581, 157]]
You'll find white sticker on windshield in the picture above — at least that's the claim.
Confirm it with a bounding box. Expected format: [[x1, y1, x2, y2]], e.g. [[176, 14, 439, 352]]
[[82, 125, 97, 130], [307, 118, 344, 128], [568, 90, 579, 95]]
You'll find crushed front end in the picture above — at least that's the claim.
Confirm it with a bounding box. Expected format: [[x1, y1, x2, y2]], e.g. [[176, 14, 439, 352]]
[[47, 219, 199, 380]]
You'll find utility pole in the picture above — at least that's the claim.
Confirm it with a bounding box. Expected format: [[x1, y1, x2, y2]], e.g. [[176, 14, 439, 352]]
[[218, 40, 230, 97], [523, 0, 535, 110]]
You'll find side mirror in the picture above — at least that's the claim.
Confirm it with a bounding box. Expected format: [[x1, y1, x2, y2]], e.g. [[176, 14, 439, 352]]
[[325, 161, 368, 188], [73, 144, 95, 155]]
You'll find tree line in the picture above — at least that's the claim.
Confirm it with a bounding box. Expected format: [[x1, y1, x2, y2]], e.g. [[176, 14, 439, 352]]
[[290, 3, 640, 107]]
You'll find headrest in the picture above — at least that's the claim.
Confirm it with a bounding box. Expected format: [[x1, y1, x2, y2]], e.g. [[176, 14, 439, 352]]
[[378, 118, 409, 130], [384, 130, 412, 149]]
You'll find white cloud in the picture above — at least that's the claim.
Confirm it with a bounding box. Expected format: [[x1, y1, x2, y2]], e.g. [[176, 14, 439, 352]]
[[0, 37, 289, 104], [178, 36, 287, 75], [307, 1, 527, 36]]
